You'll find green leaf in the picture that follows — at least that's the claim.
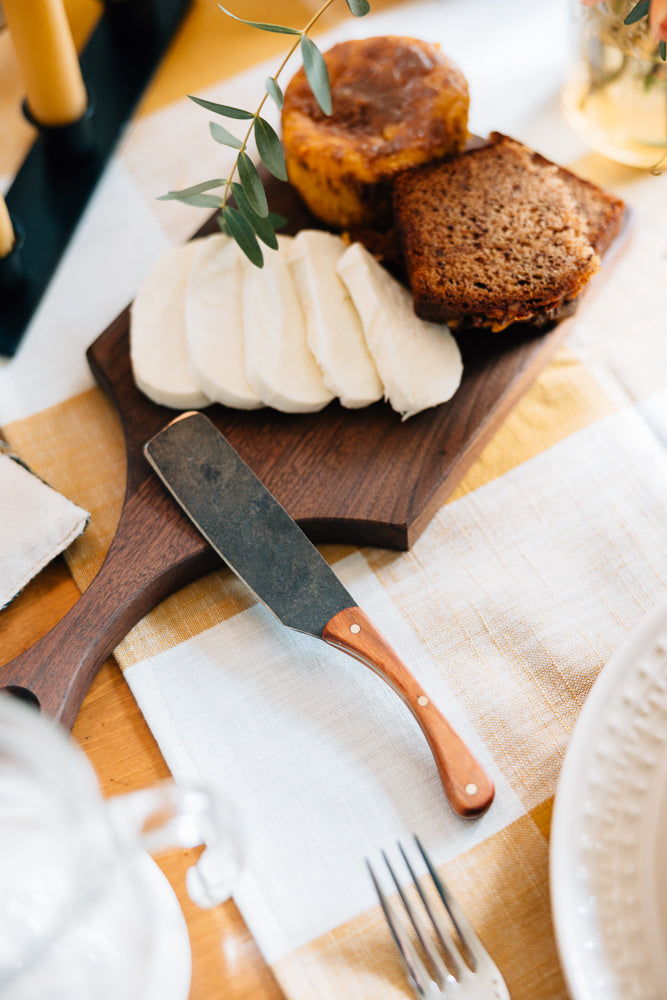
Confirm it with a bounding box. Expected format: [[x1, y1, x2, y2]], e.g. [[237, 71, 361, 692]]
[[176, 193, 223, 208], [218, 5, 300, 34], [238, 152, 269, 216], [157, 178, 226, 201], [254, 117, 288, 181], [265, 76, 284, 109], [300, 35, 332, 116], [624, 0, 649, 25], [209, 120, 243, 149], [660, 40, 667, 61], [268, 211, 287, 231], [231, 182, 279, 250], [188, 95, 254, 119], [345, 0, 370, 15], [222, 205, 264, 267]]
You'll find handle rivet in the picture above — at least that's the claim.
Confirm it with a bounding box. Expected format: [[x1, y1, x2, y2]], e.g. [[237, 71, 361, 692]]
[[417, 695, 428, 707], [350, 623, 361, 634], [465, 783, 478, 796]]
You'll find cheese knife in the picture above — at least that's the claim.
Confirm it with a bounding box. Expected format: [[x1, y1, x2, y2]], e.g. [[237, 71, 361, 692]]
[[144, 411, 494, 818]]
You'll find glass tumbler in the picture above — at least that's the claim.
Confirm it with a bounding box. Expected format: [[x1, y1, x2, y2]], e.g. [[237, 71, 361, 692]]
[[0, 694, 242, 1000], [562, 0, 667, 170]]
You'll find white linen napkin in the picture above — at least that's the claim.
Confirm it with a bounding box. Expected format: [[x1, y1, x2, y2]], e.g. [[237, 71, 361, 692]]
[[0, 448, 89, 608]]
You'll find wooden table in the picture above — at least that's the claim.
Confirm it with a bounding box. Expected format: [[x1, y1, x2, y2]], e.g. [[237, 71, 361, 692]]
[[0, 558, 283, 998], [0, 0, 403, 995], [0, 557, 284, 999]]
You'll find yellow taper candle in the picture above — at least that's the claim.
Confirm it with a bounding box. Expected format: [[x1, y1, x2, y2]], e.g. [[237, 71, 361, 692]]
[[0, 194, 15, 258], [3, 0, 88, 127]]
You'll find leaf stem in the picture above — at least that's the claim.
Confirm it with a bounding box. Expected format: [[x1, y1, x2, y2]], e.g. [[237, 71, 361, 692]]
[[220, 0, 337, 214]]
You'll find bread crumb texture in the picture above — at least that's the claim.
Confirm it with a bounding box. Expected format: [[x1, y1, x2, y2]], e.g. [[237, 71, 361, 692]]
[[392, 134, 611, 329]]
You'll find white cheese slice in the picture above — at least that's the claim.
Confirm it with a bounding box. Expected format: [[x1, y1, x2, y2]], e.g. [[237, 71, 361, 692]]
[[185, 234, 263, 410], [337, 242, 463, 420], [287, 230, 384, 409], [130, 241, 211, 410], [242, 236, 334, 413]]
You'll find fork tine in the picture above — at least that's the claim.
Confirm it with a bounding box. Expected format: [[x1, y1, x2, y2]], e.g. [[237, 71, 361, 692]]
[[414, 835, 488, 972], [366, 859, 438, 1000], [382, 851, 453, 988], [396, 842, 466, 982]]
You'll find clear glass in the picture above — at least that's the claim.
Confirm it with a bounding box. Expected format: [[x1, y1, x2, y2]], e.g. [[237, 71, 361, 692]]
[[562, 0, 667, 170], [0, 695, 243, 1000]]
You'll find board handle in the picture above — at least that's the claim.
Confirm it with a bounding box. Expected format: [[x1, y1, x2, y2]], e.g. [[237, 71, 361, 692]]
[[322, 606, 494, 817], [0, 479, 217, 730]]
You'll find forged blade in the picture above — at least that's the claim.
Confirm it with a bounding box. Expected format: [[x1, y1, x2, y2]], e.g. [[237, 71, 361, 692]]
[[144, 411, 354, 637]]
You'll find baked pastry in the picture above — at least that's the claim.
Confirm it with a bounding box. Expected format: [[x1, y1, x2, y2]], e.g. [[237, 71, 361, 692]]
[[281, 36, 469, 230], [392, 133, 623, 331], [494, 134, 625, 256]]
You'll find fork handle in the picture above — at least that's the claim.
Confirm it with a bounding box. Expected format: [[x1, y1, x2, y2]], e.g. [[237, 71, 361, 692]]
[[322, 606, 494, 818]]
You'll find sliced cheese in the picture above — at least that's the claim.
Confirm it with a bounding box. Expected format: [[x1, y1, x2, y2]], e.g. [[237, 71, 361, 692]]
[[241, 236, 334, 413], [337, 242, 463, 420], [130, 241, 211, 410], [185, 234, 263, 410], [287, 230, 383, 409]]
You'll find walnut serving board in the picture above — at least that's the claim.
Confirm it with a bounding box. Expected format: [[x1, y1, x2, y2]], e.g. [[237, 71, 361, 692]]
[[0, 174, 602, 726]]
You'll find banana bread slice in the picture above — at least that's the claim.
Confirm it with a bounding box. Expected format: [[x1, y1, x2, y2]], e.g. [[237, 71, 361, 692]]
[[392, 135, 606, 331], [490, 133, 625, 255]]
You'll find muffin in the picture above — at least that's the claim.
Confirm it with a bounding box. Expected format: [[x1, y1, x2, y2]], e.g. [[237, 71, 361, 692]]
[[281, 36, 469, 230]]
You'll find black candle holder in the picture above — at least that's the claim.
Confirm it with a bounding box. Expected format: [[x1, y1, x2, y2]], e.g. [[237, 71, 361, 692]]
[[0, 219, 26, 298], [0, 0, 191, 357], [21, 91, 98, 162]]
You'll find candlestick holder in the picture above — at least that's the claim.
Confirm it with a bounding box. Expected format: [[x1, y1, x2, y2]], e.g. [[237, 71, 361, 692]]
[[0, 219, 25, 298], [21, 93, 98, 161], [0, 0, 192, 357]]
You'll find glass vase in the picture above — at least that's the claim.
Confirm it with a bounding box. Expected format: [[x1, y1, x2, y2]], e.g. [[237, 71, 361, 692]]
[[562, 0, 667, 170]]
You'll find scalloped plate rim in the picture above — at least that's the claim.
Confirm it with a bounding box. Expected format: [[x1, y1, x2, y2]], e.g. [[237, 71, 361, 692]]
[[550, 591, 667, 1000]]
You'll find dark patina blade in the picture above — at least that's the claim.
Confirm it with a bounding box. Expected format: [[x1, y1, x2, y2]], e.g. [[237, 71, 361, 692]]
[[144, 411, 354, 638]]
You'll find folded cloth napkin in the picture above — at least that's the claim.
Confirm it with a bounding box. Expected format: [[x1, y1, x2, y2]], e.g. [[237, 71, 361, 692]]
[[0, 447, 89, 609]]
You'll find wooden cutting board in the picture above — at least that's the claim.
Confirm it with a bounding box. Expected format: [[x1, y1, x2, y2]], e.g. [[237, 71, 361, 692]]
[[90, 171, 579, 551], [90, 292, 570, 548], [0, 172, 615, 726]]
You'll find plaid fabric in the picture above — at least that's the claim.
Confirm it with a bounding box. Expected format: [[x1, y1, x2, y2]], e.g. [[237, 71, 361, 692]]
[[2, 3, 667, 998]]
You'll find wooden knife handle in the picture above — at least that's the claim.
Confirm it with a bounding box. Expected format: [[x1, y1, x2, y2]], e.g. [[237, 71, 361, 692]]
[[322, 606, 494, 817]]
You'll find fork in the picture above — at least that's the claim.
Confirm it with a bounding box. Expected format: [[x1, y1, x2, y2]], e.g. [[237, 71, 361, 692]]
[[367, 836, 510, 999]]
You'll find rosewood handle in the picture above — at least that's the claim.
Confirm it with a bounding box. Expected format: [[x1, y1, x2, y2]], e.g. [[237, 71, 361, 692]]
[[322, 606, 494, 817]]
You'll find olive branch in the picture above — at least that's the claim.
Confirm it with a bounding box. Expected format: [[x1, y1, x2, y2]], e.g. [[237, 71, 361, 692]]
[[159, 0, 371, 267]]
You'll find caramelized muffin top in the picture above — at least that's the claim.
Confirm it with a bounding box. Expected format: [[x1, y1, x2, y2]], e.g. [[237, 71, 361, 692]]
[[282, 36, 469, 166]]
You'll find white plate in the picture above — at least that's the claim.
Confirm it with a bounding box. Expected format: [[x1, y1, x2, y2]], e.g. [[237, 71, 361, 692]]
[[550, 594, 667, 1000]]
